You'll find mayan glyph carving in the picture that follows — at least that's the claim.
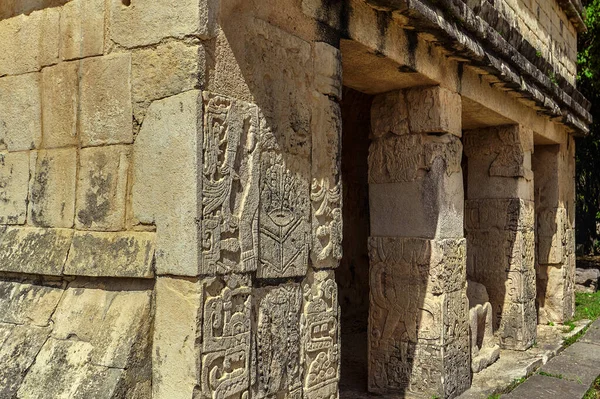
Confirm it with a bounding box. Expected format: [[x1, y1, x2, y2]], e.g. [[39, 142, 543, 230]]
[[310, 179, 342, 269], [201, 94, 260, 275], [254, 283, 302, 399], [258, 133, 309, 278], [467, 280, 500, 373], [201, 275, 252, 399], [368, 133, 462, 184], [301, 270, 339, 399], [368, 237, 469, 395]]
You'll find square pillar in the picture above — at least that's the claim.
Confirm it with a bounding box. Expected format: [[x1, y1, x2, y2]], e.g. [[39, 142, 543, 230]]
[[368, 86, 470, 398], [533, 140, 576, 324], [464, 125, 537, 351]]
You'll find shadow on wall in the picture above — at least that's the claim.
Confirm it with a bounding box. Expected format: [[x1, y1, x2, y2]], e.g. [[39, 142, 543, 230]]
[[0, 0, 71, 20]]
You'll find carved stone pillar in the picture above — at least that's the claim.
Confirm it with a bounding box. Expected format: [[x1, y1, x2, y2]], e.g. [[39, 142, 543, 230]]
[[464, 125, 537, 351], [533, 139, 576, 324], [368, 86, 470, 398]]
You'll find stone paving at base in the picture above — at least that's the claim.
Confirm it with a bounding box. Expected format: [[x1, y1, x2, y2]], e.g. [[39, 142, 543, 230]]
[[503, 319, 600, 399]]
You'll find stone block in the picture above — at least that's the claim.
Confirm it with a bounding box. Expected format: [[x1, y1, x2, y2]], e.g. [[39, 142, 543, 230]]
[[497, 300, 537, 350], [153, 277, 202, 399], [75, 145, 130, 231], [29, 148, 77, 228], [537, 264, 570, 324], [132, 90, 202, 276], [41, 61, 79, 149], [0, 73, 41, 151], [200, 93, 261, 275], [80, 53, 133, 147], [314, 42, 342, 100], [301, 269, 340, 399], [537, 207, 567, 265], [132, 42, 205, 123], [60, 0, 105, 60], [406, 86, 462, 137], [371, 90, 409, 137], [0, 227, 73, 275], [253, 283, 303, 398], [201, 275, 252, 398], [64, 231, 155, 278], [0, 152, 30, 224], [109, 0, 216, 48], [0, 8, 59, 76], [0, 323, 52, 398], [51, 281, 152, 369], [16, 337, 123, 398], [0, 281, 64, 326], [465, 198, 535, 232]]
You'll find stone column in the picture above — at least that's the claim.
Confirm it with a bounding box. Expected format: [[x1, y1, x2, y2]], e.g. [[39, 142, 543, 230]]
[[368, 86, 470, 398], [463, 125, 537, 351], [533, 139, 576, 324]]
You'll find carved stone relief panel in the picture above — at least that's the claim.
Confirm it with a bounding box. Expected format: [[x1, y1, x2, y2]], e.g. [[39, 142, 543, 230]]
[[258, 129, 310, 279], [201, 94, 260, 276], [311, 94, 342, 269], [254, 283, 303, 399], [201, 274, 252, 399], [368, 237, 469, 395], [301, 269, 340, 399]]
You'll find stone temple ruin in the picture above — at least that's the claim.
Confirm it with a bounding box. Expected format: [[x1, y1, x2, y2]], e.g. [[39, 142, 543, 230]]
[[0, 0, 590, 398]]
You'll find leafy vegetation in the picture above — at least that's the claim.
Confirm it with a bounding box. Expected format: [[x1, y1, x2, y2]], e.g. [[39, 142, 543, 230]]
[[573, 291, 600, 321], [584, 375, 600, 399], [577, 0, 600, 254]]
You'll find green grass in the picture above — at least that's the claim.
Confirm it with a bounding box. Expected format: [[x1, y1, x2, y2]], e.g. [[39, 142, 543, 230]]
[[573, 291, 600, 321], [583, 375, 600, 399], [538, 371, 564, 379], [486, 394, 501, 399]]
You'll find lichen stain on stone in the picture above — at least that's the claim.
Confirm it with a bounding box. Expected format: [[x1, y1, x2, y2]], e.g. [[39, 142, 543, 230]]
[[77, 153, 113, 228], [31, 158, 50, 225]]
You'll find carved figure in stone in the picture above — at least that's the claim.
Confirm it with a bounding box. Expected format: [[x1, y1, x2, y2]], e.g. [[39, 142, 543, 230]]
[[310, 179, 342, 268], [255, 284, 303, 398], [301, 271, 339, 399], [202, 94, 260, 275], [467, 280, 500, 373], [201, 275, 252, 398], [258, 148, 309, 278]]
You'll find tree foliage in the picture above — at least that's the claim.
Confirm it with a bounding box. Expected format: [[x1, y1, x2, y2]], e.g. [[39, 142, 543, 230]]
[[576, 0, 600, 253]]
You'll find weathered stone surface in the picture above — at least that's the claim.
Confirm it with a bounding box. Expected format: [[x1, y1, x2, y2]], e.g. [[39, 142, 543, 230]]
[[371, 90, 410, 137], [0, 323, 52, 398], [60, 0, 105, 60], [301, 269, 340, 399], [254, 283, 303, 398], [0, 73, 41, 151], [465, 198, 535, 233], [17, 337, 124, 399], [201, 93, 260, 275], [0, 152, 30, 224], [109, 0, 215, 48], [0, 8, 59, 76], [467, 281, 500, 373], [0, 227, 73, 275], [314, 42, 342, 100], [575, 267, 600, 292], [64, 231, 155, 278], [51, 281, 152, 369], [503, 373, 589, 399], [75, 145, 130, 231], [406, 86, 462, 137], [201, 274, 252, 398], [537, 207, 567, 265], [29, 148, 77, 228], [368, 134, 464, 239], [132, 90, 202, 276], [0, 281, 64, 326], [41, 61, 79, 149], [539, 342, 600, 387], [132, 42, 205, 123], [80, 53, 133, 147], [153, 277, 202, 399]]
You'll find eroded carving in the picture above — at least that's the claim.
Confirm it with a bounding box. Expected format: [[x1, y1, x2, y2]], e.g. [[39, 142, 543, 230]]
[[467, 280, 500, 373], [254, 284, 302, 398], [310, 179, 342, 269], [201, 275, 252, 399], [201, 94, 260, 275], [301, 270, 339, 399]]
